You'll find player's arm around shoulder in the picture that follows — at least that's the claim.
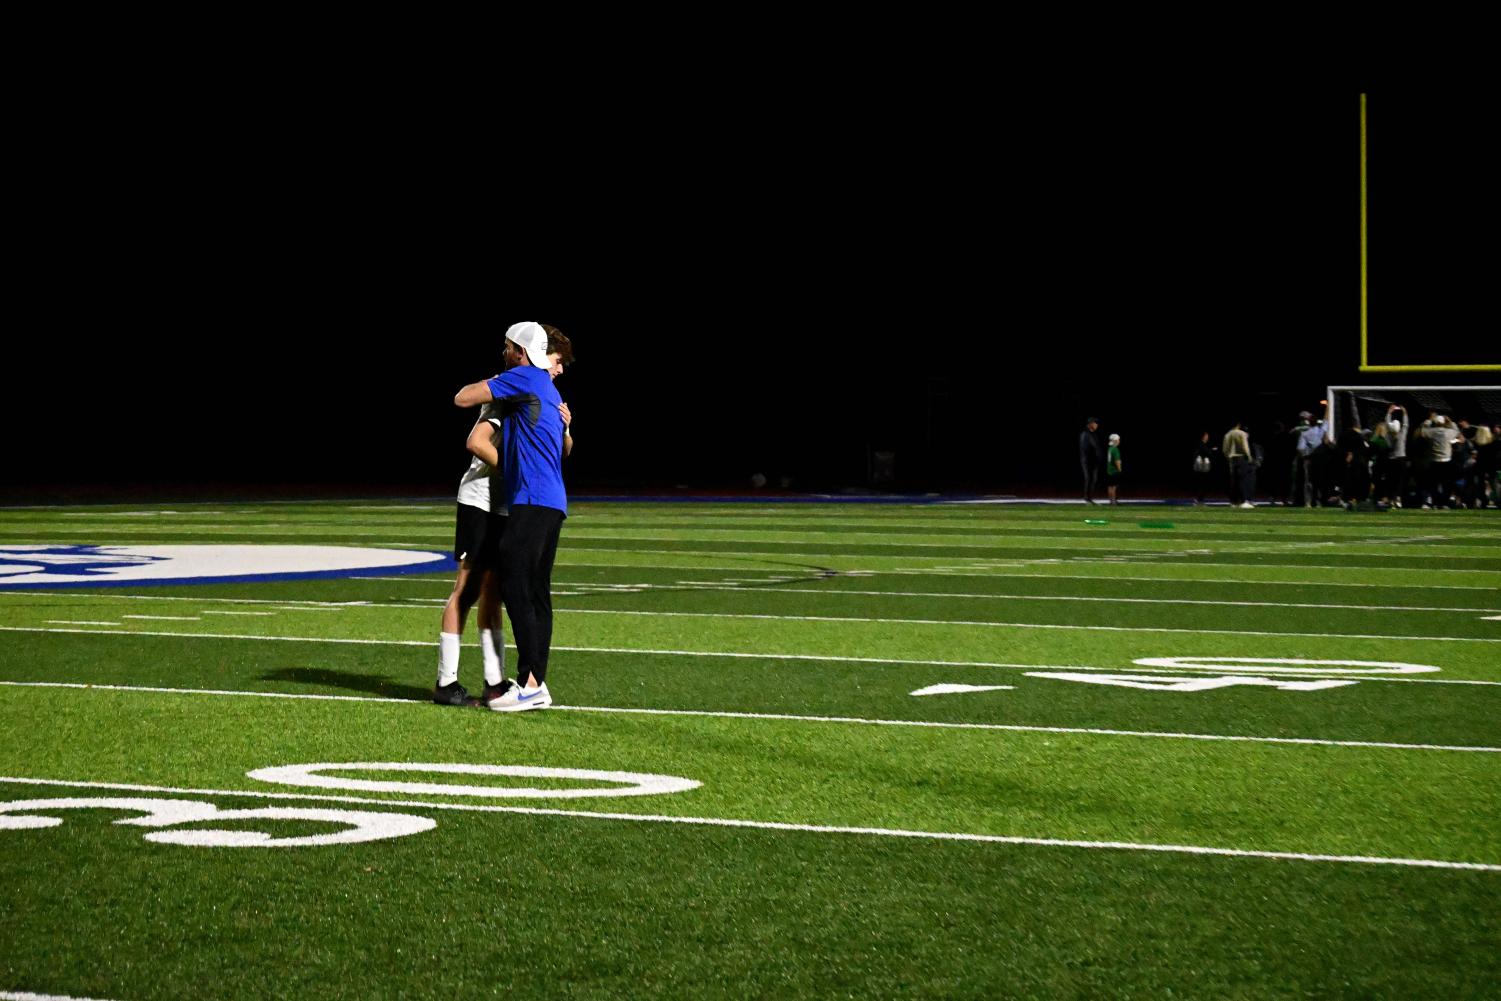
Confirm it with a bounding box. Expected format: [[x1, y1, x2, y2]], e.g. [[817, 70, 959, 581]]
[[454, 380, 493, 407], [467, 419, 500, 467], [559, 401, 573, 458], [457, 371, 517, 408]]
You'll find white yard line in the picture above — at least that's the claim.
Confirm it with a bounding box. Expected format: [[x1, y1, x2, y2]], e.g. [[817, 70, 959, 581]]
[[557, 704, 1500, 752], [0, 525, 292, 533], [343, 504, 448, 510], [0, 774, 1493, 872], [58, 510, 225, 517], [3, 626, 1500, 685], [6, 593, 1495, 642], [635, 583, 1496, 614], [563, 532, 1501, 557], [901, 570, 1501, 591], [201, 610, 277, 617], [556, 547, 1501, 575], [552, 608, 1501, 644], [43, 621, 119, 627], [3, 679, 1496, 752], [120, 615, 200, 622], [270, 564, 1501, 591], [7, 580, 1497, 616], [0, 592, 376, 608]]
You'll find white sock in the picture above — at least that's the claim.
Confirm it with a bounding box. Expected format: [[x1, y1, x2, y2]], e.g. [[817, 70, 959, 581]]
[[480, 628, 504, 686], [437, 632, 461, 686]]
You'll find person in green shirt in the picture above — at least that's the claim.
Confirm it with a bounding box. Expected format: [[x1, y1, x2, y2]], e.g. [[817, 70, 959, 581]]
[[1105, 433, 1123, 507]]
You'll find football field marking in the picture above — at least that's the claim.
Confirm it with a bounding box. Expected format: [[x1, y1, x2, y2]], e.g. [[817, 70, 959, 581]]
[[910, 683, 1016, 696], [31, 599, 1478, 646], [614, 583, 1499, 615], [3, 627, 1499, 685], [354, 577, 1500, 615], [1029, 673, 1358, 692], [554, 547, 1501, 575], [1, 681, 1496, 752], [0, 543, 446, 588], [247, 762, 700, 799], [26, 580, 1498, 615], [0, 776, 1494, 873], [548, 563, 1501, 592], [0, 591, 374, 608], [0, 796, 435, 848], [1131, 657, 1438, 676], [0, 991, 122, 1001], [848, 570, 1501, 591], [552, 608, 1501, 644]]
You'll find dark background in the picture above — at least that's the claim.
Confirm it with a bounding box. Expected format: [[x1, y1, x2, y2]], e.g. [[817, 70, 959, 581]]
[[7, 78, 1493, 503]]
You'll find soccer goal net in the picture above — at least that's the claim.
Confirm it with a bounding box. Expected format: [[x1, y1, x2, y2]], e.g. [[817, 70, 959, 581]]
[[1323, 385, 1500, 508], [1326, 386, 1501, 438]]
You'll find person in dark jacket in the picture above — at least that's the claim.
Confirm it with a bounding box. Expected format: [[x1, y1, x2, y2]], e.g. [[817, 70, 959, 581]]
[[1192, 431, 1218, 505], [1336, 418, 1370, 510], [1369, 420, 1393, 506], [1079, 417, 1104, 504], [1263, 420, 1293, 505]]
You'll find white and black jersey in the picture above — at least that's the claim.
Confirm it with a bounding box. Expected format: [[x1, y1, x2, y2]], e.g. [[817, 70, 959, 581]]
[[456, 403, 507, 515]]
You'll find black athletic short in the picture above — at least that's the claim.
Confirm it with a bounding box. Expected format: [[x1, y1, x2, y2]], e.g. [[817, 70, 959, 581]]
[[454, 503, 506, 569]]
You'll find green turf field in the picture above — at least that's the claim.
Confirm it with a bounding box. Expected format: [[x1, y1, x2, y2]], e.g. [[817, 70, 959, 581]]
[[1, 500, 1497, 1000]]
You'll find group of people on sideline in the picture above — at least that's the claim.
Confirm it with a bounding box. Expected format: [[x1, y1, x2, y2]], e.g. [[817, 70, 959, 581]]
[[1081, 410, 1501, 509]]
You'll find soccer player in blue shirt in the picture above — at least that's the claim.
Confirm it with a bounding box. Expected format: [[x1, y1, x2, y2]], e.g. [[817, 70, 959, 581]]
[[433, 336, 572, 708], [454, 322, 572, 711]]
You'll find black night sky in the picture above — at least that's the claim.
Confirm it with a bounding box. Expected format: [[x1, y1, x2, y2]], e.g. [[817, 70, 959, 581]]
[[9, 80, 1493, 503]]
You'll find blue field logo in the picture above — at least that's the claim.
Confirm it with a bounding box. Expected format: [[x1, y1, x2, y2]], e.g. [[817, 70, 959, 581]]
[[0, 544, 453, 589], [0, 544, 170, 580]]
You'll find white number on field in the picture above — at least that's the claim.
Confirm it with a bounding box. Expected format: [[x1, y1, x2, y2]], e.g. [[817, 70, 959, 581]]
[[0, 797, 434, 847], [1131, 656, 1438, 676], [246, 762, 702, 799], [0, 763, 702, 849], [1027, 673, 1358, 692]]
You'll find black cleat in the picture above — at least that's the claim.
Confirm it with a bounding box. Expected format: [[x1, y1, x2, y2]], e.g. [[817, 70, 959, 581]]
[[433, 681, 477, 707]]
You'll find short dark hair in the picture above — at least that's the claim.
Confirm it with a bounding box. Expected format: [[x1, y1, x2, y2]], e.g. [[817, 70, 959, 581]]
[[541, 323, 574, 365]]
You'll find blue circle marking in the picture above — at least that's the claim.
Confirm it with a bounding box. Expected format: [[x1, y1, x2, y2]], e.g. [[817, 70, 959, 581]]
[[0, 544, 456, 590]]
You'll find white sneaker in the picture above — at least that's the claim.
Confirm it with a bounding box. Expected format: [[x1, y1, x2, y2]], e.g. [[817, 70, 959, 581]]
[[481, 679, 516, 709], [1238, 502, 1255, 509], [488, 681, 551, 712]]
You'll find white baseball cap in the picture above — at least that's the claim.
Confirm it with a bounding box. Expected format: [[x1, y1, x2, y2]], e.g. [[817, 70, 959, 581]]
[[505, 321, 552, 369]]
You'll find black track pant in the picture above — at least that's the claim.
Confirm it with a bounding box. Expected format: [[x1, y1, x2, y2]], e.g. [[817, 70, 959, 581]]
[[498, 504, 564, 685], [1228, 457, 1254, 505], [1081, 461, 1100, 501]]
